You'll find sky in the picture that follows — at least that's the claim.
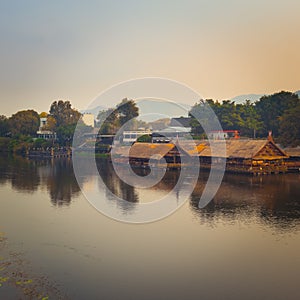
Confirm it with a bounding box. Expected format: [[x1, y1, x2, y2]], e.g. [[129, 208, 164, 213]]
[[0, 0, 299, 116]]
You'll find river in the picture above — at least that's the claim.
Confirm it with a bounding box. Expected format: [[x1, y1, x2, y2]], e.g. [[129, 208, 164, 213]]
[[0, 155, 299, 299]]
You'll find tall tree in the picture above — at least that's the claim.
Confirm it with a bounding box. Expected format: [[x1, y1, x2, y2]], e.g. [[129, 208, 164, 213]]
[[8, 110, 40, 136], [238, 100, 263, 138], [189, 99, 219, 136], [97, 98, 139, 134], [97, 108, 119, 134], [116, 98, 139, 128], [49, 100, 81, 145], [278, 103, 300, 147], [218, 100, 243, 130], [49, 100, 81, 128], [255, 91, 299, 137]]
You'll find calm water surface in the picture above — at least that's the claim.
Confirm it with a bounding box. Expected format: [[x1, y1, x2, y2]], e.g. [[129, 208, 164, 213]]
[[0, 156, 299, 299]]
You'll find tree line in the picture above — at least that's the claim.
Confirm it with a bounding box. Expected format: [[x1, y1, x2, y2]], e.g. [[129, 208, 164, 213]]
[[0, 100, 85, 152], [189, 91, 300, 146], [0, 91, 299, 153], [0, 98, 140, 153]]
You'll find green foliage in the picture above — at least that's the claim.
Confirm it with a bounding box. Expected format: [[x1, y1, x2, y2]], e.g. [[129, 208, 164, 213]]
[[237, 100, 263, 138], [97, 108, 118, 134], [55, 124, 77, 146], [72, 119, 93, 147], [49, 100, 81, 128], [189, 99, 222, 135], [32, 138, 53, 149], [189, 91, 300, 145], [278, 103, 300, 147], [137, 134, 152, 143], [8, 110, 39, 137], [97, 98, 139, 134], [255, 91, 299, 137], [116, 98, 139, 128], [49, 100, 81, 145]]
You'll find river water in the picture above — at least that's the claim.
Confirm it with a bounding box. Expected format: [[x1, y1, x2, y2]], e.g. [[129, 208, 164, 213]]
[[0, 156, 299, 299]]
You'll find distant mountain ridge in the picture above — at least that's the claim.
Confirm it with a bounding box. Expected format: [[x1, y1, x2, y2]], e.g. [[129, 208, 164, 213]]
[[80, 90, 300, 120], [80, 100, 191, 122], [230, 93, 264, 104]]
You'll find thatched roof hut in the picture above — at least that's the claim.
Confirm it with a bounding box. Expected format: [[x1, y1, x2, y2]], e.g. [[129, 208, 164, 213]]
[[283, 147, 300, 158], [128, 143, 176, 160], [198, 139, 287, 160]]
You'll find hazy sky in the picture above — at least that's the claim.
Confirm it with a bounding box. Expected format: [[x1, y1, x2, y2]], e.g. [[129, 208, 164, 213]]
[[0, 0, 299, 116]]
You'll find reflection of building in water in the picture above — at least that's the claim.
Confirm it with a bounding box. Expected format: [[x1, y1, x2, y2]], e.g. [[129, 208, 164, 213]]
[[96, 158, 183, 204], [96, 159, 138, 205], [190, 172, 300, 231]]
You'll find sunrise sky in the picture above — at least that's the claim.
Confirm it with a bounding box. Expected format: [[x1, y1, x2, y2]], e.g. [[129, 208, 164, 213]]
[[0, 0, 299, 116]]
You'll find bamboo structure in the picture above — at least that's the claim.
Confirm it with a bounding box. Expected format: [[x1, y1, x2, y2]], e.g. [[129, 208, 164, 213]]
[[283, 147, 300, 172], [117, 139, 289, 175]]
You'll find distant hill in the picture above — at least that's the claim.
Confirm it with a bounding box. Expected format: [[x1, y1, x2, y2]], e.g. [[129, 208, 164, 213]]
[[147, 118, 170, 130], [80, 90, 300, 118], [80, 100, 191, 122], [136, 99, 190, 122], [80, 105, 106, 117], [230, 94, 264, 104]]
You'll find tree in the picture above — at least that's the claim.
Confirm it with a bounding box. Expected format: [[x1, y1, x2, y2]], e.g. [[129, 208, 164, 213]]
[[8, 110, 40, 137], [49, 100, 81, 128], [116, 98, 139, 128], [237, 100, 263, 138], [97, 108, 119, 134], [217, 100, 243, 130], [0, 115, 9, 137], [72, 119, 93, 147], [49, 100, 81, 145], [278, 103, 300, 147], [97, 98, 139, 134], [189, 99, 220, 136], [255, 91, 299, 137]]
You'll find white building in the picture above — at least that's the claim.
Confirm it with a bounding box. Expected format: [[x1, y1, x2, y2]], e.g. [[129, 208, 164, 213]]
[[36, 114, 56, 140], [82, 113, 95, 127], [122, 130, 152, 144]]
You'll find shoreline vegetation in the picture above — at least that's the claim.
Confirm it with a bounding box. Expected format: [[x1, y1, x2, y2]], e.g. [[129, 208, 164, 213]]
[[0, 91, 299, 160]]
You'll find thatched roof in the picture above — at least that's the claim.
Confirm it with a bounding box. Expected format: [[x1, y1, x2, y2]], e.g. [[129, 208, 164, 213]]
[[175, 140, 206, 157], [284, 147, 300, 157], [114, 139, 288, 160], [198, 139, 287, 159], [128, 143, 175, 159]]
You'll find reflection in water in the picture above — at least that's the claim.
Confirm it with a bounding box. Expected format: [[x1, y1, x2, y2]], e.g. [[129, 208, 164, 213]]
[[190, 172, 300, 231], [0, 155, 80, 206], [1, 156, 300, 299], [44, 159, 81, 206], [0, 155, 299, 231], [0, 156, 40, 193], [97, 158, 138, 203]]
